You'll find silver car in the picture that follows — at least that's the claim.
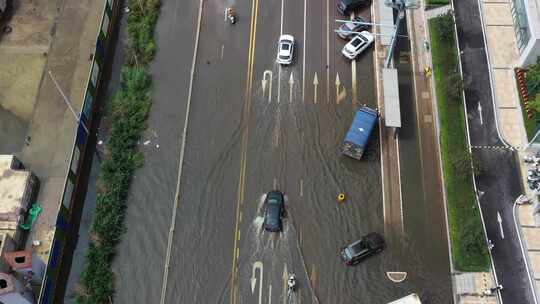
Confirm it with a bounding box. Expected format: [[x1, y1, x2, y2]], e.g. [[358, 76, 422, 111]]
[[341, 31, 374, 60]]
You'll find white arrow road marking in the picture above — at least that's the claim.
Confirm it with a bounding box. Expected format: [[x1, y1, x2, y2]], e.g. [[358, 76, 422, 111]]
[[313, 73, 319, 104], [251, 261, 264, 304], [262, 70, 273, 103], [497, 211, 505, 239], [289, 72, 295, 103], [478, 102, 483, 125], [335, 73, 346, 104]]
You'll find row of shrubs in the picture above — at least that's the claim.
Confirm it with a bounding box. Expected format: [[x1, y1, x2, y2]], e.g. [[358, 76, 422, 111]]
[[77, 0, 160, 303], [429, 12, 490, 271]]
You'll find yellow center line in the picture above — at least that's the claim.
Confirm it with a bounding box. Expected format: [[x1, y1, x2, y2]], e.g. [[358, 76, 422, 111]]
[[230, 0, 259, 302]]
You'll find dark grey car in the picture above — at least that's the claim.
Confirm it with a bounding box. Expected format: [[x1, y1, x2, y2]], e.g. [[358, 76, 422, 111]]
[[263, 190, 285, 232], [340, 233, 385, 265]]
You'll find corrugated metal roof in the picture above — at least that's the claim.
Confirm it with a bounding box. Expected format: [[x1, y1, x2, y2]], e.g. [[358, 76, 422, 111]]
[[383, 68, 401, 128]]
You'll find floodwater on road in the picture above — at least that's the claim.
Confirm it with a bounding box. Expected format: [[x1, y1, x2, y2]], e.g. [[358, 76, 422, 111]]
[[107, 0, 452, 303]]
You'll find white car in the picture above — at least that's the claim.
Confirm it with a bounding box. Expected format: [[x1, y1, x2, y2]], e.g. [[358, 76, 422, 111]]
[[276, 34, 295, 65], [341, 31, 374, 59]]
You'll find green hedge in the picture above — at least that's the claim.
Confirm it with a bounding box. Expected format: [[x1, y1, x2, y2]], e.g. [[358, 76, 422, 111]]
[[77, 1, 160, 303], [427, 0, 450, 5], [429, 14, 490, 272]]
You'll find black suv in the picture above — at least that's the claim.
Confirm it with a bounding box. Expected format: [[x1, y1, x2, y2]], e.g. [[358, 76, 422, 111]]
[[263, 191, 285, 232], [337, 0, 371, 15], [340, 233, 385, 265]]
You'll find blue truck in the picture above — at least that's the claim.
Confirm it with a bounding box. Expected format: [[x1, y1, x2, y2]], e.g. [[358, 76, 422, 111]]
[[341, 106, 379, 160]]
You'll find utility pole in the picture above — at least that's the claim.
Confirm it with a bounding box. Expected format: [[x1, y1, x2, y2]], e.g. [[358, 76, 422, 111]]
[[48, 70, 89, 134]]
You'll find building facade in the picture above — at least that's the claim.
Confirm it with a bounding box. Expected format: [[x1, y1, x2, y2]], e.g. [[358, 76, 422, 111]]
[[511, 0, 540, 66]]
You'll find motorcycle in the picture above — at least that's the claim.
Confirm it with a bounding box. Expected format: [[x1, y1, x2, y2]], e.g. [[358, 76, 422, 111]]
[[226, 8, 236, 24], [287, 274, 296, 293]]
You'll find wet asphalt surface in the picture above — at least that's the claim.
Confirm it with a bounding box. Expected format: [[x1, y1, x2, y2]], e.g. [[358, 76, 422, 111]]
[[110, 0, 453, 303]]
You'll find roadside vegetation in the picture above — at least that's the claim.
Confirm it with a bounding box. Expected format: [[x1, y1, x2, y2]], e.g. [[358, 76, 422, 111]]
[[427, 0, 450, 6], [521, 58, 540, 139], [429, 11, 490, 271], [76, 1, 160, 303]]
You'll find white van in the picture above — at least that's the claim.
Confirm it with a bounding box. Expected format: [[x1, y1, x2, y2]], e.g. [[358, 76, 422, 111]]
[[387, 294, 421, 304]]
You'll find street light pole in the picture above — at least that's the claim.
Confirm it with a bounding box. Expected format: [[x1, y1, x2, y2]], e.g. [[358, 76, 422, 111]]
[[48, 70, 89, 134]]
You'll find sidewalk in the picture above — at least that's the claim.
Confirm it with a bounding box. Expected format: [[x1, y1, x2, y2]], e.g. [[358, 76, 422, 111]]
[[479, 0, 527, 148]]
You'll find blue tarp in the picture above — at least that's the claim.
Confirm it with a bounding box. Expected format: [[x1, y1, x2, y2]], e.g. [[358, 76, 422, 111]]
[[344, 107, 378, 148]]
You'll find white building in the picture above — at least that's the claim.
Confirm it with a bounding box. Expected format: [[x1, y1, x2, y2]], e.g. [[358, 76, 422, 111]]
[[512, 0, 540, 66]]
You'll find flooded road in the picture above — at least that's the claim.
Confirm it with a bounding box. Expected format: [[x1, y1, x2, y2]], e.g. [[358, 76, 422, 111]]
[[109, 0, 452, 303]]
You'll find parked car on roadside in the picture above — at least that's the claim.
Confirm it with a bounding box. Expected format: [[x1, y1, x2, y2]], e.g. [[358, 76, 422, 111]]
[[337, 0, 371, 15], [337, 16, 369, 39], [341, 31, 374, 59]]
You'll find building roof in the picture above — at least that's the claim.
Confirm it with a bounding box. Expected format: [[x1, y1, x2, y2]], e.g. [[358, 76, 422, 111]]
[[0, 156, 34, 228]]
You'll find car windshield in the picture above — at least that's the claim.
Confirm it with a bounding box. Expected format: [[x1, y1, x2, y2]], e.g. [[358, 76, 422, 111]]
[[350, 241, 367, 254]]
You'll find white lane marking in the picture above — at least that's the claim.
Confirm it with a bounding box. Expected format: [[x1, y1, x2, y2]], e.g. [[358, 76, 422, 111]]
[[326, 0, 330, 103], [262, 70, 273, 103], [478, 102, 483, 125], [289, 72, 294, 103], [274, 109, 281, 147], [396, 136, 404, 234], [300, 179, 304, 196], [221, 45, 224, 60], [303, 0, 307, 102], [278, 66, 282, 103], [280, 0, 284, 35], [160, 0, 204, 302], [269, 284, 272, 304], [313, 73, 319, 104], [282, 264, 288, 304], [351, 13, 357, 104], [497, 211, 505, 239], [351, 59, 357, 104]]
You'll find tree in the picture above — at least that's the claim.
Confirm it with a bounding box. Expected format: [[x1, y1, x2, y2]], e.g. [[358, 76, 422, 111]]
[[526, 57, 540, 97], [461, 215, 486, 256], [434, 11, 455, 42], [529, 93, 540, 113], [445, 70, 464, 101]]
